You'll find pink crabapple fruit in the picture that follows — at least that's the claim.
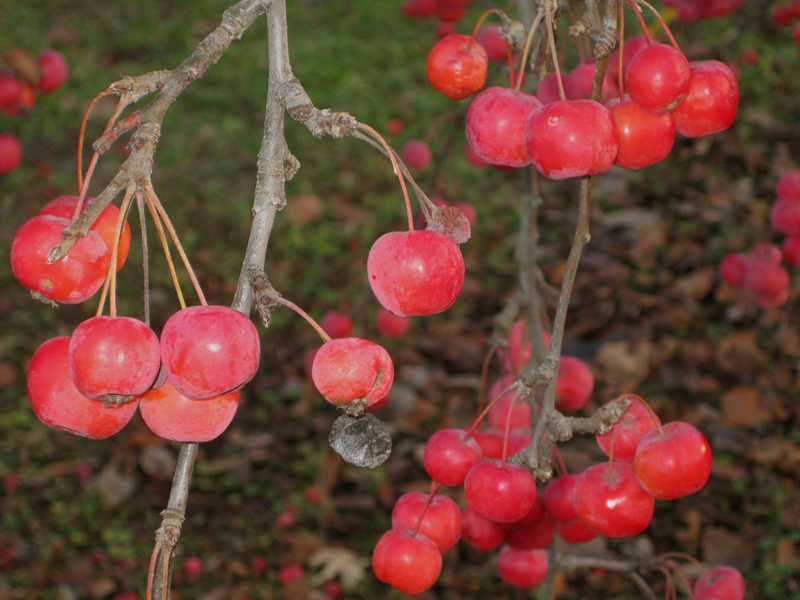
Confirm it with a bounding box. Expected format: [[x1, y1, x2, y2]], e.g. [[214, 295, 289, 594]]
[[319, 311, 353, 339], [632, 421, 712, 500], [671, 60, 739, 138], [525, 99, 618, 179], [564, 63, 618, 102], [719, 253, 748, 287], [497, 546, 549, 589], [555, 356, 594, 412], [435, 20, 457, 39], [36, 50, 68, 93], [11, 214, 110, 304], [400, 139, 433, 170], [423, 428, 483, 486], [367, 229, 464, 317], [606, 96, 675, 169], [487, 374, 531, 429], [466, 86, 542, 168], [782, 235, 800, 267], [573, 461, 655, 538], [460, 507, 507, 551], [426, 34, 488, 100], [607, 34, 649, 82], [183, 556, 203, 578], [596, 394, 661, 463], [542, 474, 578, 523], [554, 519, 599, 544], [743, 258, 790, 309], [505, 516, 555, 550], [27, 337, 138, 439], [371, 529, 443, 595], [776, 169, 800, 201], [391, 492, 462, 553], [68, 316, 161, 399], [694, 565, 746, 600], [471, 429, 504, 460], [435, 2, 466, 23], [137, 379, 239, 443], [402, 0, 438, 19], [536, 72, 562, 105], [505, 493, 546, 530], [39, 195, 132, 271], [0, 133, 22, 175], [375, 307, 411, 338], [464, 459, 538, 523], [475, 24, 508, 62], [0, 74, 22, 114], [770, 197, 800, 235], [464, 142, 490, 167], [625, 42, 692, 116], [311, 337, 394, 407], [278, 564, 305, 585], [160, 305, 260, 399], [386, 118, 404, 136]]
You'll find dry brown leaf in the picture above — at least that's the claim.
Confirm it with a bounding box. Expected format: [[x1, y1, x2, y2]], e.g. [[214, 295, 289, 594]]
[[594, 339, 652, 385], [286, 193, 323, 226], [720, 385, 773, 428]]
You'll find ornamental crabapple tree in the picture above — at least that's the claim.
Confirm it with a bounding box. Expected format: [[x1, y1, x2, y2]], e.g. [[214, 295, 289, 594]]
[[8, 0, 752, 598]]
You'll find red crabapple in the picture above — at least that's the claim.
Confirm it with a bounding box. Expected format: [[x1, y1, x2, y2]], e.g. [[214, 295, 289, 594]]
[[505, 493, 546, 529], [488, 375, 531, 429], [460, 507, 507, 551], [777, 170, 800, 202], [464, 459, 538, 523], [719, 253, 748, 286], [525, 99, 618, 179], [466, 87, 542, 168], [465, 143, 490, 167], [536, 72, 562, 104], [633, 421, 712, 500], [555, 519, 599, 544], [564, 63, 618, 102], [386, 118, 404, 136], [68, 316, 160, 399], [671, 61, 739, 138], [476, 25, 508, 62], [543, 474, 578, 523], [596, 394, 661, 463], [435, 20, 457, 39], [391, 492, 462, 553], [471, 429, 504, 460], [607, 34, 649, 82], [278, 564, 305, 585], [497, 546, 549, 589], [319, 311, 353, 339], [367, 229, 464, 317], [375, 307, 410, 338], [555, 356, 594, 412], [0, 74, 22, 114], [11, 215, 110, 304], [372, 529, 442, 595], [423, 428, 483, 486], [160, 305, 260, 399], [400, 139, 432, 170], [0, 133, 22, 175], [27, 337, 138, 439], [426, 34, 488, 100], [435, 2, 467, 23], [312, 337, 393, 407], [694, 565, 746, 600], [37, 50, 69, 93], [39, 196, 132, 271], [402, 0, 437, 18], [505, 516, 554, 550], [573, 462, 655, 538], [606, 96, 675, 169], [137, 379, 239, 443], [183, 556, 203, 578], [770, 197, 800, 235], [782, 235, 800, 267], [625, 43, 692, 116], [743, 258, 790, 309]]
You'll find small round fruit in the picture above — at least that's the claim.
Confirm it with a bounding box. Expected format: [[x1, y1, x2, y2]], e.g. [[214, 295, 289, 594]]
[[367, 229, 464, 317], [464, 459, 538, 523], [555, 356, 594, 412], [476, 24, 508, 62], [625, 43, 691, 116], [319, 311, 353, 339], [460, 507, 507, 551], [596, 394, 660, 463], [400, 140, 432, 170], [423, 428, 483, 486], [160, 305, 260, 399], [311, 337, 393, 407], [37, 49, 69, 93], [719, 253, 749, 287], [426, 34, 488, 100], [606, 96, 675, 169], [28, 337, 138, 439], [11, 214, 110, 304], [138, 379, 239, 443], [391, 492, 462, 553], [375, 307, 411, 338], [694, 565, 746, 600], [497, 546, 549, 589], [0, 133, 22, 175], [671, 60, 738, 138], [372, 529, 442, 595]]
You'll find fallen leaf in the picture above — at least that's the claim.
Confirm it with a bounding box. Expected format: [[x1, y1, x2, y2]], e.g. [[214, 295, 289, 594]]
[[720, 386, 773, 427], [308, 546, 368, 588]]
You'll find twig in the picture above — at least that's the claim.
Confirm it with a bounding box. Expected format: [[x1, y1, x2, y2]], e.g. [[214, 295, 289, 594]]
[[555, 555, 659, 600]]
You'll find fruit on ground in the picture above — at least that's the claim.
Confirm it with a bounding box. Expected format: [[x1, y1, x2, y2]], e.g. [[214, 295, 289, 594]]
[[367, 229, 464, 317], [625, 42, 692, 116], [525, 99, 618, 179], [497, 546, 549, 589], [671, 60, 739, 138], [11, 214, 110, 304], [160, 305, 260, 399], [426, 34, 488, 100], [372, 529, 442, 595], [391, 492, 462, 553], [311, 337, 394, 407], [632, 421, 712, 500], [68, 316, 161, 399], [0, 133, 22, 175], [39, 195, 132, 271], [573, 461, 655, 538], [27, 337, 138, 439], [466, 86, 542, 168], [138, 379, 239, 443]]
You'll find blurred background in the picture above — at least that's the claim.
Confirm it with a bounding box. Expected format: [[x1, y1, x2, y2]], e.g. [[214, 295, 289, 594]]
[[1, 0, 800, 598]]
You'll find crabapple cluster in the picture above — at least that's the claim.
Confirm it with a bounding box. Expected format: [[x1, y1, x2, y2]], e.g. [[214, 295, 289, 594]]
[[427, 13, 738, 178], [719, 169, 800, 309], [0, 48, 69, 176], [664, 0, 745, 23], [403, 0, 476, 34]]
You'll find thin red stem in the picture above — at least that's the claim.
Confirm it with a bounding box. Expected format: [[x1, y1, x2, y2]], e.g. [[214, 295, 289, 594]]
[[632, 0, 681, 49], [411, 481, 441, 537], [552, 444, 568, 477], [469, 8, 507, 45], [618, 0, 626, 97], [515, 9, 545, 92], [658, 552, 709, 574], [477, 344, 499, 415], [544, 1, 566, 101], [274, 297, 332, 343], [76, 89, 114, 193], [625, 0, 652, 45], [464, 382, 516, 440]]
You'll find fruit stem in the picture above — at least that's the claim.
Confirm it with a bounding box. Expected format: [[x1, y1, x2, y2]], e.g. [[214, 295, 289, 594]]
[[136, 190, 152, 326], [625, 0, 653, 45], [94, 186, 136, 318], [658, 552, 709, 574], [500, 390, 519, 465], [76, 89, 114, 194], [515, 9, 545, 92], [662, 558, 697, 600], [145, 184, 208, 307], [464, 381, 517, 440], [617, 1, 626, 97], [544, 0, 567, 101], [356, 123, 414, 232], [629, 394, 664, 437], [476, 343, 500, 415], [143, 191, 187, 310], [411, 481, 440, 538], [551, 444, 568, 477], [469, 8, 507, 46], [629, 0, 680, 49], [273, 297, 332, 343]]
